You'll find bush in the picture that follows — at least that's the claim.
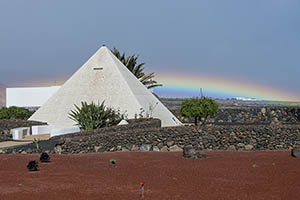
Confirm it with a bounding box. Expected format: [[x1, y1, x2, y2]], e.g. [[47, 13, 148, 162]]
[[69, 101, 123, 131], [180, 97, 218, 126], [0, 106, 33, 120]]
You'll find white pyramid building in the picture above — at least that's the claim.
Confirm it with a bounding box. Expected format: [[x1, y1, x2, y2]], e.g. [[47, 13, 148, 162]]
[[29, 46, 182, 128]]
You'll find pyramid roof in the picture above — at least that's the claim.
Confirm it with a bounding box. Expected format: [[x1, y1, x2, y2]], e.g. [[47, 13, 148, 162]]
[[29, 46, 182, 127]]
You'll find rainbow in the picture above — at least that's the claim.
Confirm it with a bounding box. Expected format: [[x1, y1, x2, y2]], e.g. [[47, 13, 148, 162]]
[[20, 70, 299, 102], [153, 72, 300, 101]]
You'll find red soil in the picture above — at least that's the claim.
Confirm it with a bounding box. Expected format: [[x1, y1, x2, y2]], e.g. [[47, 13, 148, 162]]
[[0, 151, 300, 200]]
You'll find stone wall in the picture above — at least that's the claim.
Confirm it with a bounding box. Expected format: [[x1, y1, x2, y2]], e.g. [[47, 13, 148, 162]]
[[2, 119, 300, 154], [50, 124, 300, 154]]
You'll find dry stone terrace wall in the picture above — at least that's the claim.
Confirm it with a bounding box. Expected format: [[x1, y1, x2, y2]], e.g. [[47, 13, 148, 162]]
[[2, 117, 300, 154], [2, 119, 300, 154], [51, 124, 300, 154], [176, 107, 300, 124]]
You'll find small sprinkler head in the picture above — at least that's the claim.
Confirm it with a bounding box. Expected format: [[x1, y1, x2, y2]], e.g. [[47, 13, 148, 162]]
[[141, 180, 145, 198]]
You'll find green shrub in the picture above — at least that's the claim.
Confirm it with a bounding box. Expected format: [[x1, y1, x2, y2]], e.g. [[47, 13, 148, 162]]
[[0, 106, 33, 120], [180, 97, 219, 126], [69, 101, 123, 131]]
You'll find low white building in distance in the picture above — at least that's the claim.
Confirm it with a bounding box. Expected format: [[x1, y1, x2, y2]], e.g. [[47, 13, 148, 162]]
[[6, 86, 61, 107]]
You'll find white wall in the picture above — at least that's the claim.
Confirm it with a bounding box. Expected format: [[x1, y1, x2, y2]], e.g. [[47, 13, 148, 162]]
[[6, 86, 61, 107]]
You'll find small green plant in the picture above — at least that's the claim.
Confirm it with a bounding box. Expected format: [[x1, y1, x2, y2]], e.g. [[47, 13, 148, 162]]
[[0, 106, 33, 120], [252, 164, 257, 168], [69, 101, 123, 131], [109, 159, 116, 167], [181, 97, 219, 126], [110, 159, 116, 166], [33, 138, 41, 151], [272, 162, 276, 166]]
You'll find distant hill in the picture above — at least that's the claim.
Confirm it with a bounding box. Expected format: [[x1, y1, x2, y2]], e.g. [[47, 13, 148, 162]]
[[0, 84, 6, 108], [160, 98, 300, 111]]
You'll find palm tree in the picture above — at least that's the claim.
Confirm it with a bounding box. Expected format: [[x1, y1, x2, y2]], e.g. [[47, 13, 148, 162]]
[[112, 48, 162, 89]]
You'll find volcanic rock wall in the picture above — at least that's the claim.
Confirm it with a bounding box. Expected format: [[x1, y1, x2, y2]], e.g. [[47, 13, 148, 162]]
[[177, 107, 300, 124], [2, 119, 300, 154], [50, 124, 300, 154]]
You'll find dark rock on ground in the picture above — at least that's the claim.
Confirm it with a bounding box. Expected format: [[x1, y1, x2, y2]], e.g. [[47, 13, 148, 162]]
[[40, 152, 50, 162], [183, 145, 207, 159], [27, 160, 39, 171], [291, 149, 300, 158]]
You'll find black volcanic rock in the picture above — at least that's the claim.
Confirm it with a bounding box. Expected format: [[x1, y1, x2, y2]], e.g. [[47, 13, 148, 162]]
[[291, 149, 300, 158], [27, 160, 38, 171], [40, 152, 50, 162]]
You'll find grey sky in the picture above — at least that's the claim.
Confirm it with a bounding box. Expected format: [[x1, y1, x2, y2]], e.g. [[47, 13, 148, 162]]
[[0, 0, 299, 98]]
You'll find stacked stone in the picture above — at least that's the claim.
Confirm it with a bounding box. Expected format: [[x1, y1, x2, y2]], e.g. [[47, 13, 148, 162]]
[[179, 107, 300, 125], [2, 119, 300, 154]]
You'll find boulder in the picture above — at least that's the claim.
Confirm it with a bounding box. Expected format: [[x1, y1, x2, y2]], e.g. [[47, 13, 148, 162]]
[[160, 146, 169, 152], [140, 144, 152, 152], [40, 152, 50, 162], [245, 144, 254, 150], [94, 146, 101, 152], [109, 147, 116, 152], [228, 145, 236, 150], [131, 145, 138, 151], [98, 147, 106, 153], [27, 160, 38, 171], [169, 145, 183, 152], [54, 145, 62, 154], [152, 146, 160, 152], [167, 141, 175, 147], [183, 145, 196, 158], [291, 149, 300, 158], [157, 143, 164, 148], [116, 146, 122, 151], [237, 143, 245, 148], [122, 147, 129, 152], [183, 145, 207, 159]]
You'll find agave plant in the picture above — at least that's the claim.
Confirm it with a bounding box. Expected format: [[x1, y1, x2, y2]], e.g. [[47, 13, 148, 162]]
[[112, 48, 162, 89], [69, 101, 123, 131], [33, 138, 41, 151]]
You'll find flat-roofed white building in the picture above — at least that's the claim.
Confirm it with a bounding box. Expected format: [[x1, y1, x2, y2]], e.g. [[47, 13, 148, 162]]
[[6, 86, 61, 107]]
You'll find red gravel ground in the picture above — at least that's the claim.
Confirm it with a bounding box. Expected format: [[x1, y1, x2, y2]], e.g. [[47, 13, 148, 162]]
[[0, 151, 300, 200]]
